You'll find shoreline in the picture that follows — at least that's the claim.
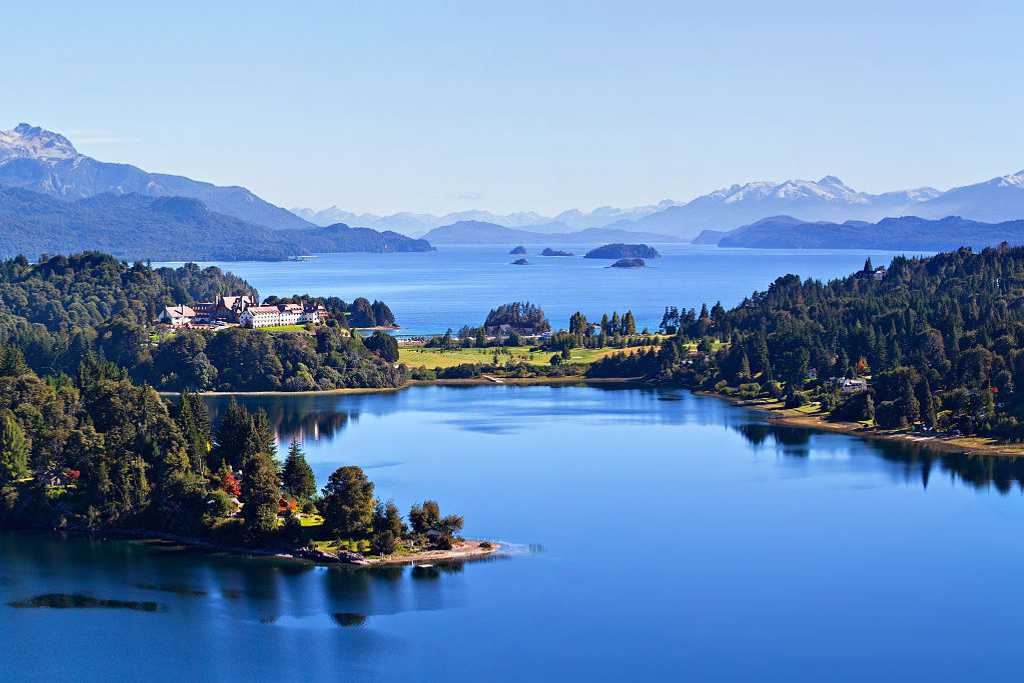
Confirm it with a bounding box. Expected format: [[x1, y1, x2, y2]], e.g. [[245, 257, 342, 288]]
[[31, 527, 502, 568], [698, 391, 1024, 458], [158, 378, 1024, 457], [159, 375, 643, 397]]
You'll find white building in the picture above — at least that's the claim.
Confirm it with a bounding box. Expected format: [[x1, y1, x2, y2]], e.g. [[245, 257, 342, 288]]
[[158, 304, 197, 327], [239, 302, 325, 328]]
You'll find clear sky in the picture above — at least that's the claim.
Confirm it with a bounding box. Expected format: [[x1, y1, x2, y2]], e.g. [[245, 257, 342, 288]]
[[2, 1, 1022, 215]]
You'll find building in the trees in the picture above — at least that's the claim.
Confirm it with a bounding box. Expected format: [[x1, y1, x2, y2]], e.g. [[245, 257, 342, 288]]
[[158, 304, 198, 327], [157, 294, 323, 328], [240, 302, 324, 328], [835, 378, 868, 395]]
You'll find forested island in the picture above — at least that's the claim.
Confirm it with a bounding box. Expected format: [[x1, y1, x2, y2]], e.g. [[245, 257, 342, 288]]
[[584, 243, 660, 259], [610, 258, 646, 268], [541, 248, 573, 257], [588, 244, 1024, 453]]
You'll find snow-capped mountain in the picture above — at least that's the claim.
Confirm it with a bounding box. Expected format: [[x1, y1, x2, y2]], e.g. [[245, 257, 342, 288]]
[[918, 170, 1024, 224], [0, 122, 312, 230], [299, 168, 1024, 241], [0, 123, 78, 162], [625, 176, 950, 238]]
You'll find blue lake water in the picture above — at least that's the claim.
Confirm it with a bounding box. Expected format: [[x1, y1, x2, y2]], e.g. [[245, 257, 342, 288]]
[[3, 385, 1023, 681], [164, 244, 919, 335]]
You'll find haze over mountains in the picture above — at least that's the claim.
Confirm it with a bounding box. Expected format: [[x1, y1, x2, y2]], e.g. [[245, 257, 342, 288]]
[[0, 123, 313, 230], [5, 122, 1024, 255], [0, 123, 430, 260], [704, 214, 1024, 252], [297, 170, 1024, 241], [292, 202, 676, 236], [422, 221, 683, 246]]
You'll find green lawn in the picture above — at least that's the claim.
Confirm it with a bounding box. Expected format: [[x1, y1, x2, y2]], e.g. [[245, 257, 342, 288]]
[[399, 344, 656, 369], [258, 324, 308, 332]]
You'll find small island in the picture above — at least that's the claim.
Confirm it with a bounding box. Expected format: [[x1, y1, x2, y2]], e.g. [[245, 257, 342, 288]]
[[610, 258, 646, 268], [511, 258, 530, 265], [584, 243, 660, 259], [541, 248, 574, 256], [510, 245, 527, 255]]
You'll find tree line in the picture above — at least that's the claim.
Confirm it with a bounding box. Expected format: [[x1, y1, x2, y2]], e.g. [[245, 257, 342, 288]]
[[0, 355, 462, 555], [589, 244, 1024, 441], [0, 252, 405, 392]]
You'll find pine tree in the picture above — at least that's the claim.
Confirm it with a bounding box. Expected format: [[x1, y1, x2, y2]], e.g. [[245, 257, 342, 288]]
[[241, 450, 280, 537], [738, 352, 752, 381], [175, 391, 209, 477], [920, 379, 937, 428], [250, 410, 277, 457], [0, 411, 30, 483], [622, 310, 637, 336], [212, 398, 251, 471], [864, 394, 875, 423], [282, 439, 316, 500]]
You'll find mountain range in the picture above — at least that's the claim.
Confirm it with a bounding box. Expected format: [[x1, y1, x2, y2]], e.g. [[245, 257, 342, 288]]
[[0, 123, 313, 230], [291, 203, 677, 236], [421, 221, 683, 245], [0, 123, 433, 260], [0, 187, 431, 261], [296, 170, 1024, 240], [698, 214, 1024, 252]]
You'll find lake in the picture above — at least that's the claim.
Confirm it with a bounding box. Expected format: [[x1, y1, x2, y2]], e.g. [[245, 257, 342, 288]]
[[3, 385, 1023, 681], [161, 244, 918, 336]]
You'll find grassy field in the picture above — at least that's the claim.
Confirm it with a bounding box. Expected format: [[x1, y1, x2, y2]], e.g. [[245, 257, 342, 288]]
[[258, 324, 308, 332], [399, 344, 655, 369]]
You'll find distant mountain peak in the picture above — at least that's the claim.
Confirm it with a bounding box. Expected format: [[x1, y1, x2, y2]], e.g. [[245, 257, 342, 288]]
[[0, 122, 79, 162]]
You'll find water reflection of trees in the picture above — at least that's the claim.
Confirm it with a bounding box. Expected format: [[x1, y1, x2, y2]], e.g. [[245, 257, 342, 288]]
[[732, 422, 1024, 493], [205, 397, 354, 445]]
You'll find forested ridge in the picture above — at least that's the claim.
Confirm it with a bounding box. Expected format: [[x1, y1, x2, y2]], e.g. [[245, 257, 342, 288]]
[[0, 252, 405, 392], [590, 244, 1024, 441]]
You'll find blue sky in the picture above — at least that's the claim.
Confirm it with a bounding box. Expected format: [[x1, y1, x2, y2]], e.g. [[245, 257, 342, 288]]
[[2, 1, 1022, 214]]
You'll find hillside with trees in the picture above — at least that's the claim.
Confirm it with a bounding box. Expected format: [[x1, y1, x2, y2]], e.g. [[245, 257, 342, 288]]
[[0, 252, 405, 392], [0, 366, 465, 558], [0, 187, 432, 262], [590, 244, 1024, 442]]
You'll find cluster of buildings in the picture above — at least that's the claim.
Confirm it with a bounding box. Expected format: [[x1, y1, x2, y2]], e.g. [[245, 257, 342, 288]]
[[158, 295, 326, 329]]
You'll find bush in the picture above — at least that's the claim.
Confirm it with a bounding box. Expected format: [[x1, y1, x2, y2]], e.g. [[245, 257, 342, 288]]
[[206, 489, 237, 519], [784, 390, 808, 408]]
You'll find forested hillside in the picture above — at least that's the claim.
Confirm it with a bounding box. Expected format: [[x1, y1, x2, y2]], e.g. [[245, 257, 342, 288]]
[[591, 244, 1024, 440], [0, 188, 433, 261], [0, 252, 405, 392]]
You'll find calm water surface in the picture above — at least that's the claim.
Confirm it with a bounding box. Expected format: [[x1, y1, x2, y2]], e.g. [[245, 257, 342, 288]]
[[164, 244, 919, 335], [3, 385, 1023, 681]]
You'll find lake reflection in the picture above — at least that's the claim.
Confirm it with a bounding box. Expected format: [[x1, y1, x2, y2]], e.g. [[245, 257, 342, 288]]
[[5, 385, 1024, 682]]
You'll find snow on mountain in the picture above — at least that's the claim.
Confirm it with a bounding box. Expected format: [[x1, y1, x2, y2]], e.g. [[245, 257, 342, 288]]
[[0, 123, 79, 162], [0, 122, 313, 230]]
